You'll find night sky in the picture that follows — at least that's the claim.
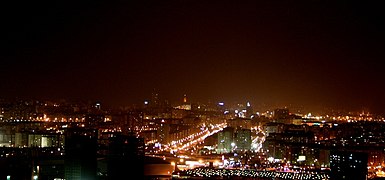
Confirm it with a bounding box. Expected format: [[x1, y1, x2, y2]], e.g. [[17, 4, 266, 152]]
[[2, 1, 385, 114]]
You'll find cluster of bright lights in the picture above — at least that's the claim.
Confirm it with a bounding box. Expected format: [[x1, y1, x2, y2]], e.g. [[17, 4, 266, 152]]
[[157, 123, 227, 153], [175, 123, 227, 152], [301, 112, 384, 122], [177, 168, 330, 179], [251, 126, 266, 152]]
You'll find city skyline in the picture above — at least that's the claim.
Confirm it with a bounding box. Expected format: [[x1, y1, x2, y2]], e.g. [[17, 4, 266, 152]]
[[2, 1, 385, 114]]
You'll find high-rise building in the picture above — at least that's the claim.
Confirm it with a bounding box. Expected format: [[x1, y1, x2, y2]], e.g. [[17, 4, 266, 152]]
[[246, 102, 253, 118], [108, 134, 145, 180], [330, 150, 368, 180], [235, 129, 251, 152], [157, 122, 171, 145], [183, 94, 187, 103], [64, 128, 98, 180], [217, 127, 234, 154]]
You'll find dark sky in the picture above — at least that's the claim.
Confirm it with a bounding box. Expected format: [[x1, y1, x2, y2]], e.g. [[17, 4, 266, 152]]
[[1, 1, 385, 114]]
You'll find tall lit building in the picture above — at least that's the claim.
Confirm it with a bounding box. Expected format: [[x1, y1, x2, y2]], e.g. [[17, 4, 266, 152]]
[[217, 127, 234, 154], [235, 129, 251, 152], [183, 94, 187, 103], [246, 102, 253, 118], [157, 122, 171, 145], [174, 94, 191, 110]]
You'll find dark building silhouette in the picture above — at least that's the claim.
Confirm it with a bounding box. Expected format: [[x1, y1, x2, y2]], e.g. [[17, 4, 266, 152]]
[[64, 128, 98, 180], [0, 147, 65, 180], [330, 150, 368, 180], [108, 134, 144, 180], [35, 156, 65, 180], [273, 108, 290, 122], [0, 154, 33, 180], [263, 125, 315, 163]]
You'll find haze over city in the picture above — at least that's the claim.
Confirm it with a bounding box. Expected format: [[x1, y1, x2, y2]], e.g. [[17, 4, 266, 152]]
[[2, 1, 385, 180], [2, 1, 385, 114]]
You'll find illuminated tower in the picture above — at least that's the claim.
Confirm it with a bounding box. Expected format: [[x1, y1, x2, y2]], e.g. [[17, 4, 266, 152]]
[[246, 102, 253, 118], [183, 94, 187, 104], [94, 102, 101, 110]]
